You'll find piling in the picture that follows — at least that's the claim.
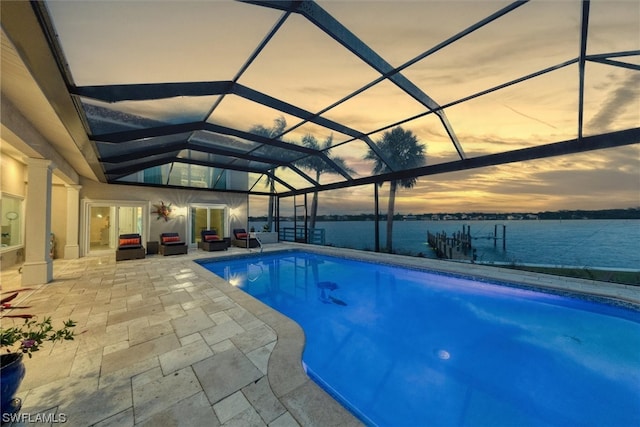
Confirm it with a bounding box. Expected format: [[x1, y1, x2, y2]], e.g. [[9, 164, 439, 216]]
[[493, 224, 506, 250], [427, 228, 476, 262]]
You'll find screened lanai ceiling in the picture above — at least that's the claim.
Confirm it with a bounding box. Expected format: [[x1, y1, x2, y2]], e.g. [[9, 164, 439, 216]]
[[34, 0, 639, 196]]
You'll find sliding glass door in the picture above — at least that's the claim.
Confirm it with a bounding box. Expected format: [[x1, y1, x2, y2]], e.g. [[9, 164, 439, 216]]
[[190, 205, 228, 245], [84, 201, 146, 255]]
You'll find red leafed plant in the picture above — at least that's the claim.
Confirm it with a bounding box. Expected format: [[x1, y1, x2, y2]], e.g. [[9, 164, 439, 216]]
[[0, 289, 76, 358]]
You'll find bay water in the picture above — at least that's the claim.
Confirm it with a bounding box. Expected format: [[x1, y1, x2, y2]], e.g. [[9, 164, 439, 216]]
[[250, 219, 640, 270]]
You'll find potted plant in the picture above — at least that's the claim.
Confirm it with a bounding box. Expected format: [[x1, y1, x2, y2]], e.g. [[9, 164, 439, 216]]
[[1, 290, 76, 418]]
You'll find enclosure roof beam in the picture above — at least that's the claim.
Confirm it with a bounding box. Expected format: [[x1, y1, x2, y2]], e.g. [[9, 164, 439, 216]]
[[577, 0, 590, 140], [278, 128, 640, 197]]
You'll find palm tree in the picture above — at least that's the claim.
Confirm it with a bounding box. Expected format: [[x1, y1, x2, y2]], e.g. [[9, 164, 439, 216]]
[[296, 134, 355, 230], [249, 116, 287, 231], [365, 126, 426, 252]]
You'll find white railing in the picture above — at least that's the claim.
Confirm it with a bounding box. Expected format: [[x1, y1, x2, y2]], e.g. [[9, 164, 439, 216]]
[[253, 233, 263, 253]]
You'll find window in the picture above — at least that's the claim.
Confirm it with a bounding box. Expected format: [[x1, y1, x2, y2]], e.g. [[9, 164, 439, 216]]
[[0, 194, 24, 249]]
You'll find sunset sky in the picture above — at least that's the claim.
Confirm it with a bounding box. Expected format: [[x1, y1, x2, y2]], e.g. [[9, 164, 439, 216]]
[[46, 0, 639, 214]]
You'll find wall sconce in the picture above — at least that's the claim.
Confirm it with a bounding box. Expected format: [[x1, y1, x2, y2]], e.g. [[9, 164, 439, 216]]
[[172, 206, 188, 217]]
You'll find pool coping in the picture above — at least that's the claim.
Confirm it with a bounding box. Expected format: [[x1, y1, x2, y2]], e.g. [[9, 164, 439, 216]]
[[191, 243, 640, 425]]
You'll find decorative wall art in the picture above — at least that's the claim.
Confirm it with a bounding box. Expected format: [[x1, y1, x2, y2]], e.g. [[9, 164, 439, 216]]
[[153, 201, 172, 221]]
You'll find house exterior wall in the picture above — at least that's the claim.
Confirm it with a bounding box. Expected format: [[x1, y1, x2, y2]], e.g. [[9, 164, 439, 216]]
[[79, 177, 250, 244], [1, 162, 254, 271], [1, 155, 26, 196]]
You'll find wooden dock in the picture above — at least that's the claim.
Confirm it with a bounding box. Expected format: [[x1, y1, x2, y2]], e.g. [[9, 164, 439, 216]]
[[427, 224, 506, 261], [427, 225, 476, 261]]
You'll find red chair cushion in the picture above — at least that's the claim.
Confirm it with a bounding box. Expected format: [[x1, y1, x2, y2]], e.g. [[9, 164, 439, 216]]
[[204, 234, 220, 241], [235, 232, 248, 239], [162, 236, 181, 243], [119, 238, 140, 246]]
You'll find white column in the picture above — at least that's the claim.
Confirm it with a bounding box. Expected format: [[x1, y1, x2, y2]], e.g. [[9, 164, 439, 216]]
[[22, 158, 53, 285], [64, 184, 81, 259]]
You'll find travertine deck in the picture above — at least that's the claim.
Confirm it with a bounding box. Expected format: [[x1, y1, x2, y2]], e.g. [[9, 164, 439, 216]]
[[1, 244, 637, 426]]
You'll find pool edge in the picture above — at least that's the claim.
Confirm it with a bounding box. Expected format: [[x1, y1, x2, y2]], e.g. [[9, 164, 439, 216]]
[[190, 253, 364, 427]]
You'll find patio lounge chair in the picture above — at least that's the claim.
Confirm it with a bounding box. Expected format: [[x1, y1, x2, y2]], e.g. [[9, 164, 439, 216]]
[[116, 233, 146, 261], [198, 229, 228, 252], [231, 228, 259, 248], [159, 232, 188, 256]]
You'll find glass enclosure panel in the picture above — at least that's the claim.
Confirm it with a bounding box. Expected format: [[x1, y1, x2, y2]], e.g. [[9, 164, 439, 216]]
[[329, 140, 376, 179], [402, 1, 580, 105], [273, 167, 316, 191], [251, 145, 308, 164], [83, 102, 164, 135], [192, 130, 261, 153], [117, 170, 158, 185], [96, 133, 190, 158], [583, 64, 639, 137], [248, 173, 268, 193], [587, 0, 639, 55], [211, 96, 300, 136], [46, 0, 282, 85], [248, 194, 273, 230], [83, 98, 216, 135], [319, 0, 515, 67], [143, 166, 166, 185], [106, 154, 175, 177], [167, 163, 227, 189], [442, 65, 579, 158], [283, 122, 352, 148], [0, 194, 23, 248], [237, 13, 380, 113], [322, 79, 427, 135], [399, 113, 460, 166]]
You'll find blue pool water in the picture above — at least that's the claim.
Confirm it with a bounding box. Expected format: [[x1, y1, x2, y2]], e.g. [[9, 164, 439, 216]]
[[199, 250, 640, 427]]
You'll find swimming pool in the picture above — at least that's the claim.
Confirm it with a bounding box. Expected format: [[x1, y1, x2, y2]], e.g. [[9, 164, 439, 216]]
[[199, 250, 640, 427]]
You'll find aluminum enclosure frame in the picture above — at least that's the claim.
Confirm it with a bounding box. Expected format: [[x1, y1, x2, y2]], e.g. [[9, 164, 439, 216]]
[[3, 0, 637, 199]]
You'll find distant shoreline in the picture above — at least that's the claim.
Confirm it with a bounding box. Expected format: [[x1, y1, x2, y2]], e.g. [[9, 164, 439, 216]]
[[251, 208, 640, 222]]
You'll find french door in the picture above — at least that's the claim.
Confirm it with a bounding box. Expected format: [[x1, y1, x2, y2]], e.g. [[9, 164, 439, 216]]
[[83, 201, 147, 255]]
